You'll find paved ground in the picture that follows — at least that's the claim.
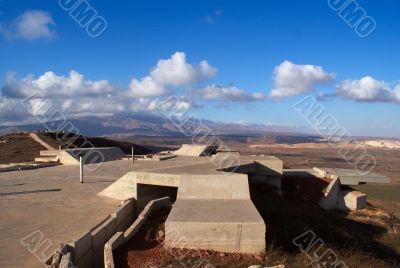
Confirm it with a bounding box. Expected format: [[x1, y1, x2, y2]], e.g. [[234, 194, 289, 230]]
[[0, 160, 135, 268]]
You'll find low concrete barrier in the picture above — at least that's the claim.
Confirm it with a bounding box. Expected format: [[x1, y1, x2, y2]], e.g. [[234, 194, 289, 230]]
[[49, 199, 135, 268], [319, 177, 367, 211], [104, 197, 172, 268]]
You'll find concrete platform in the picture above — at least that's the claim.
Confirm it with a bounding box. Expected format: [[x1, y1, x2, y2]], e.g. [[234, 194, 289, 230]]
[[165, 199, 265, 254], [173, 144, 218, 157], [0, 160, 134, 268], [36, 147, 125, 166], [165, 174, 266, 254], [99, 155, 283, 202], [313, 167, 390, 185]]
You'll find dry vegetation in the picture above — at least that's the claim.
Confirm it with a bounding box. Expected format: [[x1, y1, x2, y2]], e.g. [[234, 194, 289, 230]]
[[114, 183, 400, 268]]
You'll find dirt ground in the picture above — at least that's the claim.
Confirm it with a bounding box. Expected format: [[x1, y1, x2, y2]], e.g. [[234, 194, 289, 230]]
[[238, 144, 400, 184], [0, 132, 152, 165], [0, 133, 45, 164]]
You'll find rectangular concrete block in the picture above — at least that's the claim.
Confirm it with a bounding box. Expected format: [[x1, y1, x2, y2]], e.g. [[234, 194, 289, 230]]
[[105, 232, 125, 250], [319, 177, 340, 210], [177, 174, 250, 200], [338, 190, 367, 210], [254, 157, 283, 176], [104, 217, 117, 241], [112, 200, 134, 231], [71, 231, 92, 263], [75, 249, 93, 268], [104, 245, 114, 268], [91, 225, 107, 252], [165, 200, 265, 254], [124, 216, 145, 241]]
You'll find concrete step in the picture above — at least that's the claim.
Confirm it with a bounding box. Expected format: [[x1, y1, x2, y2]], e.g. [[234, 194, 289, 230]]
[[35, 156, 60, 163], [165, 199, 265, 254], [165, 174, 266, 254], [40, 150, 60, 157]]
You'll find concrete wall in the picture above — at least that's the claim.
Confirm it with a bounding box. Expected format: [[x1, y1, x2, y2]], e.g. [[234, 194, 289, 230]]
[[319, 176, 341, 210], [338, 190, 367, 210], [49, 197, 171, 268], [99, 172, 181, 201], [174, 144, 218, 157], [55, 199, 135, 268], [177, 174, 250, 200], [319, 177, 367, 211], [249, 157, 283, 189], [103, 197, 172, 268]]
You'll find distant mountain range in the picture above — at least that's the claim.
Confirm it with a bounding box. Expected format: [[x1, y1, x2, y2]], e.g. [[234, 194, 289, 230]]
[[0, 113, 309, 137]]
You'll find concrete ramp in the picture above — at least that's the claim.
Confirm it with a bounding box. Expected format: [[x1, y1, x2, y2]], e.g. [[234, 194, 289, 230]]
[[29, 132, 56, 150], [313, 167, 391, 185], [174, 144, 218, 157], [36, 147, 125, 165], [99, 172, 181, 201], [165, 174, 265, 254]]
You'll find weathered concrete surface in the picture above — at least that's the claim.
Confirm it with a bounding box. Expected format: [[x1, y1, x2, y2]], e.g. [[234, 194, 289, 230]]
[[313, 167, 390, 185], [165, 199, 265, 254], [0, 160, 134, 268], [174, 144, 218, 157], [319, 177, 341, 210], [100, 155, 283, 201], [338, 190, 367, 211], [177, 174, 250, 200], [36, 147, 125, 166], [165, 174, 265, 254], [99, 172, 181, 201]]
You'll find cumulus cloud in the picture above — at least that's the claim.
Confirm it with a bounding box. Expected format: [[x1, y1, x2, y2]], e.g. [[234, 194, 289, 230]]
[[129, 76, 167, 98], [3, 71, 116, 99], [129, 96, 193, 113], [1, 10, 56, 41], [336, 76, 399, 103], [192, 85, 267, 102], [128, 52, 217, 97], [269, 60, 335, 99], [0, 68, 198, 123]]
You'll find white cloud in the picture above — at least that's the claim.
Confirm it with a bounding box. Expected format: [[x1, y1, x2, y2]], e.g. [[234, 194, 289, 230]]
[[3, 70, 115, 99], [60, 98, 125, 116], [129, 97, 193, 112], [128, 52, 217, 97], [269, 60, 335, 99], [192, 85, 267, 102], [2, 10, 56, 41], [129, 76, 168, 98], [0, 69, 200, 123], [336, 76, 400, 104]]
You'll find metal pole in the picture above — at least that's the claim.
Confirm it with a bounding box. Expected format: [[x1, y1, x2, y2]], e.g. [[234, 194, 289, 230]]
[[80, 156, 84, 183], [131, 146, 135, 163]]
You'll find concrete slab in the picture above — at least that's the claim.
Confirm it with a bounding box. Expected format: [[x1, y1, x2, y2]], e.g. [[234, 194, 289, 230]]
[[165, 174, 265, 254], [319, 177, 341, 210], [314, 167, 390, 185], [173, 144, 218, 157], [177, 174, 250, 200], [338, 190, 367, 211], [165, 199, 265, 254], [0, 160, 134, 268]]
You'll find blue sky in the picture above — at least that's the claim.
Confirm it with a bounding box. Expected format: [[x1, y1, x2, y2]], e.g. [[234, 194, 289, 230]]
[[0, 0, 399, 137]]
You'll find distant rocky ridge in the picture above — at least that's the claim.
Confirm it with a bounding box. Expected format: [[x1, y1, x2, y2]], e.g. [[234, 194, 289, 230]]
[[0, 113, 308, 137]]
